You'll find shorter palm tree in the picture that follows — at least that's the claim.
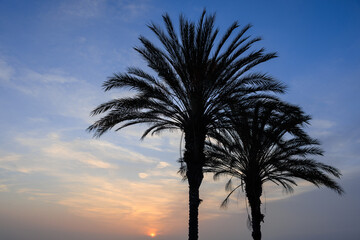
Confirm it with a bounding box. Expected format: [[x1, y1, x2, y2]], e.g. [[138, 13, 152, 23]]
[[205, 101, 343, 240]]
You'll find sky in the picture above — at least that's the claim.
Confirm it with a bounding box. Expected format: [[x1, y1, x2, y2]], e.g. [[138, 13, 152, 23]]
[[0, 0, 359, 239]]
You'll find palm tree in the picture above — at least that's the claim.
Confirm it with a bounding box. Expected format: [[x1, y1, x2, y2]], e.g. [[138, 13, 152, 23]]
[[205, 101, 343, 240], [88, 11, 285, 240]]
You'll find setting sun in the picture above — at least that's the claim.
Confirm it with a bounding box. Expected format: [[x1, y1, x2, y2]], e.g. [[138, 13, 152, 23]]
[[150, 232, 156, 237]]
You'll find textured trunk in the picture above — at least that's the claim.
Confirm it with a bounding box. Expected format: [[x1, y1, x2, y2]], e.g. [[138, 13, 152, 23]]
[[248, 194, 263, 240], [246, 179, 264, 240], [187, 165, 203, 240], [184, 123, 206, 240]]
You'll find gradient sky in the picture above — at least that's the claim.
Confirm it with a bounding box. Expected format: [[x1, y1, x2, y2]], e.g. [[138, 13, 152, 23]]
[[0, 0, 359, 239]]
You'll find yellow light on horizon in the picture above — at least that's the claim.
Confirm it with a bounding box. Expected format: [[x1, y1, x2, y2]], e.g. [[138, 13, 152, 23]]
[[150, 232, 156, 237]]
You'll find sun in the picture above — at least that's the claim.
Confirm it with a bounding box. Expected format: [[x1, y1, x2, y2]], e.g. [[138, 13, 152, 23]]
[[149, 232, 156, 238]]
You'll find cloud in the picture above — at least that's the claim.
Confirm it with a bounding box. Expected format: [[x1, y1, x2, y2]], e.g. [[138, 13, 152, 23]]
[[0, 59, 104, 122], [57, 0, 150, 21], [119, 0, 150, 19], [24, 69, 79, 84], [1, 127, 344, 239], [119, 126, 183, 154], [3, 67, 82, 96], [309, 119, 336, 137], [0, 58, 14, 82], [56, 176, 188, 235], [0, 129, 247, 236], [0, 130, 191, 235], [27, 117, 48, 123], [0, 153, 21, 163], [0, 130, 166, 197], [137, 168, 178, 179], [43, 144, 116, 169], [138, 172, 148, 179], [0, 184, 8, 192], [12, 132, 158, 172], [59, 0, 106, 18], [311, 119, 336, 129], [157, 161, 170, 169], [136, 160, 176, 179]]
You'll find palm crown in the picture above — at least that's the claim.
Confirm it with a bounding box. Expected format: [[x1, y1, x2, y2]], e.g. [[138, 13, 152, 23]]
[[205, 100, 343, 240], [88, 11, 284, 139]]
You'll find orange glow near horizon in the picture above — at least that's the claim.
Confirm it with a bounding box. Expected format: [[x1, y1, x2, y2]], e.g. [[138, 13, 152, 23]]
[[150, 232, 156, 237]]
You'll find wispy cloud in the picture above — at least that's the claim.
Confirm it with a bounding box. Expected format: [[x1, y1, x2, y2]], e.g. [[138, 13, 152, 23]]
[[0, 59, 103, 122], [0, 153, 21, 163], [310, 119, 336, 137], [59, 0, 106, 18], [57, 176, 188, 234], [138, 161, 177, 179], [0, 58, 14, 82], [120, 126, 183, 153], [118, 0, 150, 20], [13, 132, 158, 170], [0, 130, 189, 234], [24, 69, 79, 84], [0, 129, 249, 236], [311, 119, 336, 129], [0, 184, 8, 192], [57, 0, 150, 21], [157, 161, 170, 168]]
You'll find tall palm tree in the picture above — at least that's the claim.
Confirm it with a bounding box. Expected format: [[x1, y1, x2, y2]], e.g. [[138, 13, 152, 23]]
[[88, 11, 285, 240], [205, 101, 344, 240]]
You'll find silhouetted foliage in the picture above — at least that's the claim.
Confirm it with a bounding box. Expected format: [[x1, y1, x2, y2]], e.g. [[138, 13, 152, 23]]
[[205, 100, 343, 240], [88, 10, 285, 240]]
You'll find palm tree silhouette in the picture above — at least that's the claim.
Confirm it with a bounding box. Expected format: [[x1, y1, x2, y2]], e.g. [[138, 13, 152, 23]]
[[205, 101, 343, 240], [88, 11, 285, 240]]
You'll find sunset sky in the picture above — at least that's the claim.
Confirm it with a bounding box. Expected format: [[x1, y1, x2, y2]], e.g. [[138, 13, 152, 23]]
[[0, 0, 360, 239]]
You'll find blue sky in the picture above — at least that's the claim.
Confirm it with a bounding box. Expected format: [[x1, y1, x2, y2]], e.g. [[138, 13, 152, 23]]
[[0, 0, 359, 239]]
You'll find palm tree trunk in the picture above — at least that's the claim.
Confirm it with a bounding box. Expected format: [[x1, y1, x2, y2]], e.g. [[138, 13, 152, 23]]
[[249, 196, 263, 240], [184, 119, 206, 240], [187, 165, 203, 240], [246, 182, 264, 240], [184, 126, 206, 240]]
